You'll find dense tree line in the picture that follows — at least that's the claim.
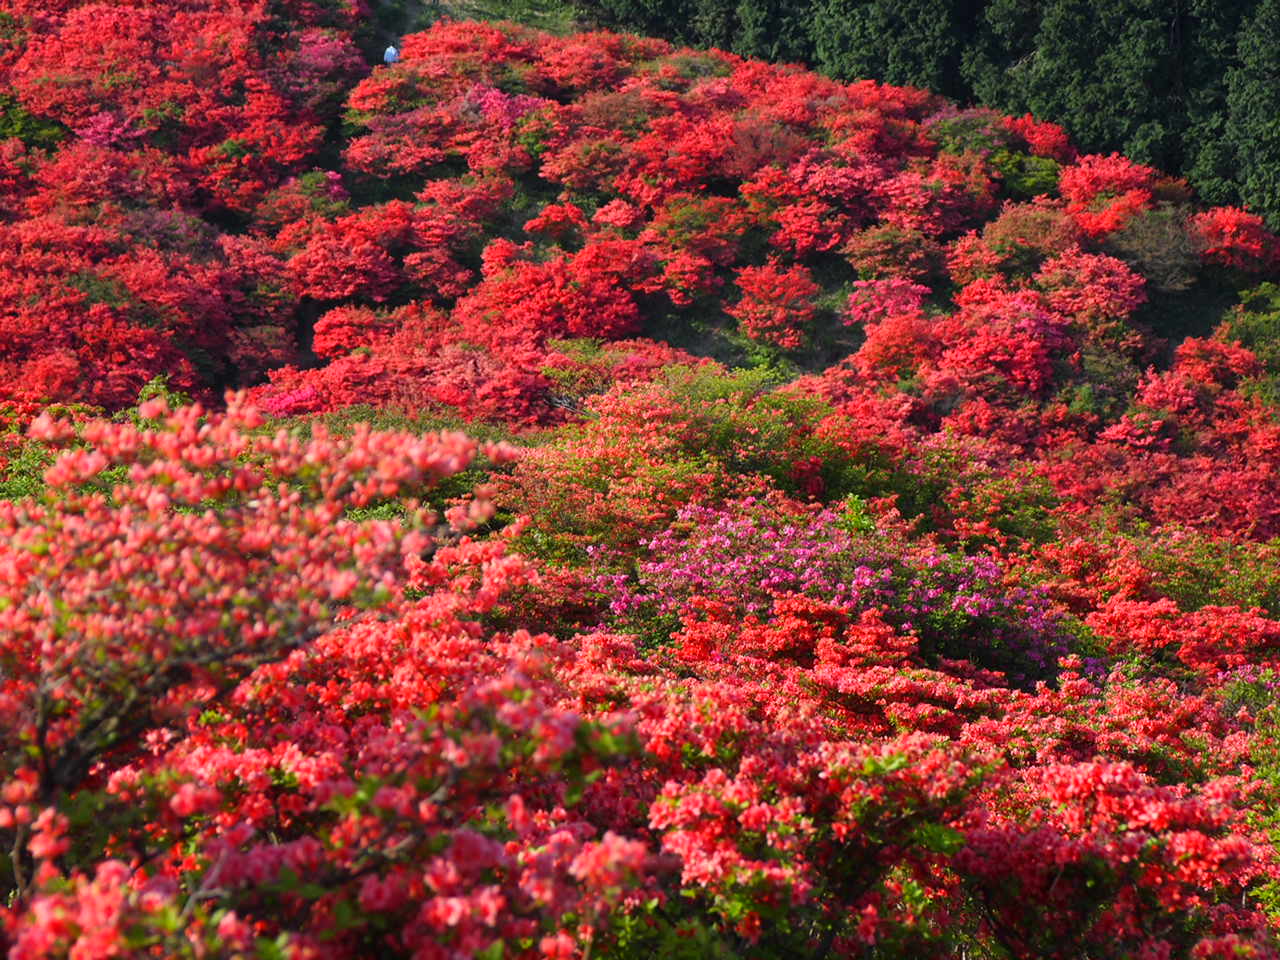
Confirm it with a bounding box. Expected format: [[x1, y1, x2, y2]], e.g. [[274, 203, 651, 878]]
[[561, 0, 1280, 227]]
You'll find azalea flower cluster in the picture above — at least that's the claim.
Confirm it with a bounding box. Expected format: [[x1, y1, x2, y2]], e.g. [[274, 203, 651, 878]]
[[603, 496, 1064, 681]]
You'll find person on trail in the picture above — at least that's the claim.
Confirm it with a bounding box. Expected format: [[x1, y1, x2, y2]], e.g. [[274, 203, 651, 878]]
[[384, 43, 400, 64]]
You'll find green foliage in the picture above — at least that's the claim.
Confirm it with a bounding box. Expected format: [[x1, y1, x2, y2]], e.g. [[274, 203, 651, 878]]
[[64, 272, 136, 312], [0, 94, 64, 149], [130, 377, 193, 422], [0, 432, 50, 503], [1103, 205, 1203, 295], [810, 0, 973, 96], [451, 0, 578, 32], [963, 0, 1246, 197], [718, 325, 803, 378], [1061, 346, 1141, 421], [374, 0, 580, 40], [654, 368, 893, 505], [513, 108, 558, 160], [1226, 0, 1280, 228], [310, 402, 552, 446], [990, 150, 1061, 200], [965, 470, 1060, 548], [1135, 527, 1280, 616], [1135, 280, 1240, 345], [139, 99, 186, 151], [733, 0, 811, 62], [295, 170, 353, 219], [359, 0, 439, 45], [928, 110, 1010, 155], [213, 137, 253, 160], [603, 904, 742, 960], [1238, 689, 1280, 919], [1224, 283, 1280, 405]]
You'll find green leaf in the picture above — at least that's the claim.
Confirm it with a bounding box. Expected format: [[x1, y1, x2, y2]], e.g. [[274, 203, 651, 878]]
[[334, 898, 362, 930], [254, 935, 292, 960], [911, 822, 965, 855], [276, 866, 300, 891]]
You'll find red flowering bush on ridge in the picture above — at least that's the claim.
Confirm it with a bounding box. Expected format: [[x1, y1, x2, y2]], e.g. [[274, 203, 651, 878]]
[[258, 17, 1268, 419], [1192, 207, 1280, 274]]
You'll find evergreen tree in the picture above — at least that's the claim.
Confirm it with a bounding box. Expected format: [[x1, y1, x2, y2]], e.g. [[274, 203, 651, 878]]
[[736, 0, 812, 63], [1227, 0, 1280, 226], [962, 0, 1177, 167], [809, 0, 977, 98]]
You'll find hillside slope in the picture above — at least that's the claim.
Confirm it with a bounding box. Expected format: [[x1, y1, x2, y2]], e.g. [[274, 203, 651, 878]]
[[3, 9, 1280, 959], [558, 0, 1280, 229]]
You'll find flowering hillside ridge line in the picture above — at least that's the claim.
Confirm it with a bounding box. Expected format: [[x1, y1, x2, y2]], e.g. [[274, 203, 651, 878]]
[[2, 7, 1280, 960]]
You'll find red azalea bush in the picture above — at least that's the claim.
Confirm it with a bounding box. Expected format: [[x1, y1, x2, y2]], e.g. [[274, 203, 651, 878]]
[[726, 259, 819, 349], [9, 516, 1278, 958], [0, 395, 515, 803], [1192, 207, 1280, 274]]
